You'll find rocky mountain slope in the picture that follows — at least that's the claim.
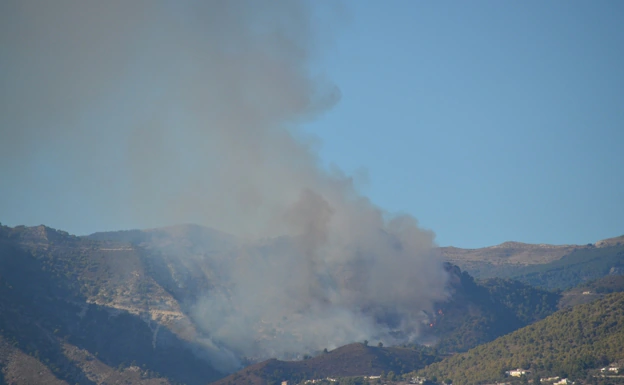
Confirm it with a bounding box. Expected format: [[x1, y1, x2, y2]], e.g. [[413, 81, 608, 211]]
[[1, 222, 621, 384], [508, 244, 624, 290], [0, 224, 222, 385], [440, 241, 580, 272], [441, 236, 624, 283], [595, 235, 624, 248]]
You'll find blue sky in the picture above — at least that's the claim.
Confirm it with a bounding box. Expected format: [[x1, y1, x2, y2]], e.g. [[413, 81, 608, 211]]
[[1, 1, 623, 248], [305, 1, 624, 247]]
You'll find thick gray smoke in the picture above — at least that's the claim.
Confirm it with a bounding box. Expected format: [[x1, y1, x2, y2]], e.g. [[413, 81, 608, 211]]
[[1, 0, 449, 372]]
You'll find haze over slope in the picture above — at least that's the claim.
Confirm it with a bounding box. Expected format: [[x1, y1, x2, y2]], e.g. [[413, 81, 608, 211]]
[[0, 0, 448, 372], [440, 234, 624, 279], [439, 242, 580, 278]]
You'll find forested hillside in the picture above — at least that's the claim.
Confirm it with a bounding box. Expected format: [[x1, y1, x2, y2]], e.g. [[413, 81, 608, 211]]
[[427, 266, 560, 353], [212, 343, 438, 385], [559, 274, 624, 308], [418, 293, 624, 385], [573, 274, 624, 294], [479, 278, 560, 324]]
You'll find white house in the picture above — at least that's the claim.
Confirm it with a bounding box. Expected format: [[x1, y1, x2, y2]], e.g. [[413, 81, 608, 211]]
[[506, 369, 530, 377], [601, 366, 620, 374]]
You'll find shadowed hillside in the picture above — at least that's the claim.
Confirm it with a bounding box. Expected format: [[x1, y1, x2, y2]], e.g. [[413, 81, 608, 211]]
[[212, 343, 438, 385], [559, 274, 624, 308], [421, 265, 560, 353], [0, 224, 222, 385]]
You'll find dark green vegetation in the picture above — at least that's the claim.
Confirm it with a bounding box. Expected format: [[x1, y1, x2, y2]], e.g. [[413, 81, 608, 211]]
[[418, 293, 624, 385], [559, 274, 624, 308], [577, 274, 624, 294], [426, 265, 560, 353], [479, 277, 561, 324], [211, 343, 438, 385], [0, 224, 221, 384]]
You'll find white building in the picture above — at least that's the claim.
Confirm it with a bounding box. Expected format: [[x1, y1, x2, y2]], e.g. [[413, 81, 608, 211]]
[[506, 369, 530, 377]]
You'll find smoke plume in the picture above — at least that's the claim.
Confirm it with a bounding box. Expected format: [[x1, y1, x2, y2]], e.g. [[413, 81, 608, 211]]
[[1, 0, 449, 371]]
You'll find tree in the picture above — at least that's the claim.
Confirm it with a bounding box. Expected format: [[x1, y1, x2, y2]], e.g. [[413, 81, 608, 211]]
[[363, 340, 369, 346], [378, 342, 383, 347]]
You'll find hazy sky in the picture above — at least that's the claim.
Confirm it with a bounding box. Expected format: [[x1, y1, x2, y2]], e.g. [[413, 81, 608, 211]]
[[1, 1, 623, 248]]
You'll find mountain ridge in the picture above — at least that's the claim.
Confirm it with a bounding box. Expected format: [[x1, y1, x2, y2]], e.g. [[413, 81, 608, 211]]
[[2, 222, 623, 384]]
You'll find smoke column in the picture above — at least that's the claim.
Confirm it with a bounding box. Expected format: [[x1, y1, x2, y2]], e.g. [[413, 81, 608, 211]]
[[1, 0, 449, 371]]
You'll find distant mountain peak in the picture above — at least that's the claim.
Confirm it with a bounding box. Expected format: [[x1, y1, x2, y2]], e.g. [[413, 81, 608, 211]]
[[1, 223, 72, 245], [595, 234, 624, 248], [489, 241, 573, 250]]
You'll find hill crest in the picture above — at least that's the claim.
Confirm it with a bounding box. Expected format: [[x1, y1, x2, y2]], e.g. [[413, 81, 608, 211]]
[[212, 343, 437, 385], [596, 234, 624, 248]]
